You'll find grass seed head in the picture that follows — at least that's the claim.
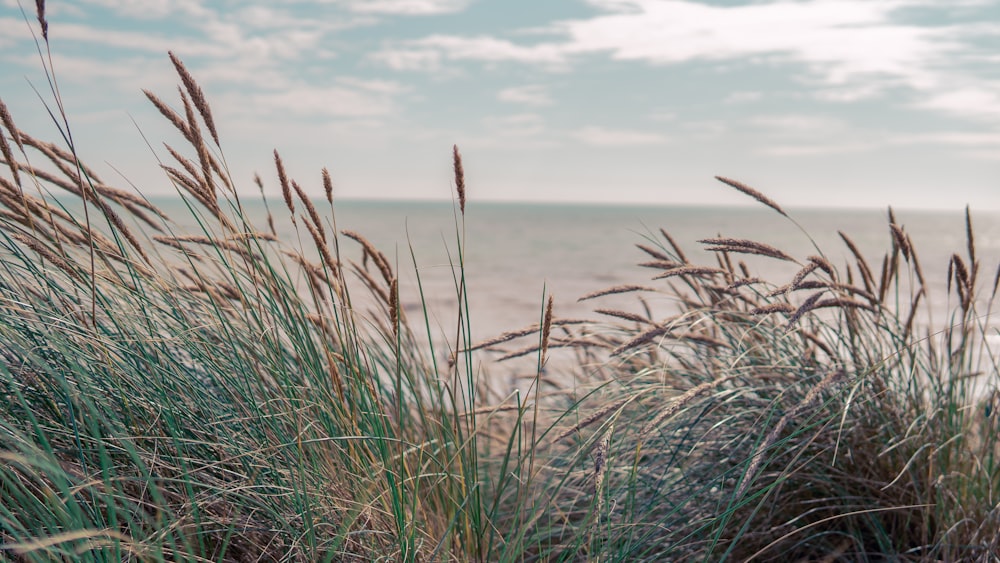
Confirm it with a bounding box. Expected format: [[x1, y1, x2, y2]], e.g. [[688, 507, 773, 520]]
[[453, 144, 466, 215], [715, 175, 786, 216]]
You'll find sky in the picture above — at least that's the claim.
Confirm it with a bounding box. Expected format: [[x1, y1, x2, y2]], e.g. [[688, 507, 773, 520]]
[[1, 0, 999, 210]]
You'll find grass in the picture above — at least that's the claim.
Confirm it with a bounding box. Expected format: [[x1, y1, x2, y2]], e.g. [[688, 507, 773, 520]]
[[1, 6, 999, 561]]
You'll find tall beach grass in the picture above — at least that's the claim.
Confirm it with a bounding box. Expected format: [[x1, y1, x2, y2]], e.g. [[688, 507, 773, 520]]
[[1, 6, 999, 561]]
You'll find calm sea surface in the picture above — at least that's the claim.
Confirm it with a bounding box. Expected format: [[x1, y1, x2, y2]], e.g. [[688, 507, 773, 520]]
[[153, 199, 1000, 348]]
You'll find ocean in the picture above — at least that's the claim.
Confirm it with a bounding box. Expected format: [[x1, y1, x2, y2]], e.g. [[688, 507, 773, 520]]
[[154, 198, 1000, 355]]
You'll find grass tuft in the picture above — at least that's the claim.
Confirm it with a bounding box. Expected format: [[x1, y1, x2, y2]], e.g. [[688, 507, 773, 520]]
[[0, 15, 998, 562]]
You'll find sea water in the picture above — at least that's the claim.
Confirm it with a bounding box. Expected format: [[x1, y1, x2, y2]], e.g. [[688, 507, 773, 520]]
[[149, 198, 1000, 359]]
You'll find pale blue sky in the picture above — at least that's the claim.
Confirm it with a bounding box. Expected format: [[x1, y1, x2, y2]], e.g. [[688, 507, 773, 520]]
[[2, 0, 999, 209]]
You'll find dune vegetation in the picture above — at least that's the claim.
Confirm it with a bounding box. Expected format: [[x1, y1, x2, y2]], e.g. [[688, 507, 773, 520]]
[[1, 6, 999, 561]]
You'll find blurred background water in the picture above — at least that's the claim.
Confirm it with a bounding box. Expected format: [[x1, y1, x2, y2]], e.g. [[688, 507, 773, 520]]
[[151, 198, 1000, 364]]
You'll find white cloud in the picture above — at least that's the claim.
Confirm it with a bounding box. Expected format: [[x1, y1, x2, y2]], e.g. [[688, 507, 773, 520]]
[[572, 125, 667, 146], [370, 48, 444, 71], [336, 77, 408, 94], [23, 21, 224, 56], [338, 0, 470, 15], [748, 114, 848, 136], [758, 127, 1000, 157], [79, 0, 207, 19], [247, 84, 399, 118], [917, 87, 1000, 120], [497, 85, 552, 106], [563, 0, 946, 92], [812, 82, 891, 103], [0, 17, 31, 47], [724, 91, 762, 104], [896, 131, 1000, 146], [237, 6, 372, 31], [373, 35, 568, 71], [5, 52, 172, 91], [371, 0, 1000, 120], [758, 141, 879, 156], [483, 113, 547, 136]]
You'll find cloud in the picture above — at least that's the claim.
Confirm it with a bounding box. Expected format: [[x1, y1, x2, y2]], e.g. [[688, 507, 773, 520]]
[[561, 0, 948, 91], [0, 17, 31, 47], [371, 1, 1000, 120], [245, 84, 398, 118], [895, 131, 1000, 146], [497, 85, 552, 106], [482, 113, 547, 136], [572, 125, 667, 146], [758, 141, 879, 156], [370, 48, 444, 71], [79, 0, 210, 20], [0, 16, 204, 54], [10, 2, 346, 65], [374, 34, 567, 71], [724, 91, 762, 104], [916, 87, 1000, 120], [338, 0, 470, 15], [759, 127, 1000, 157], [336, 77, 408, 94], [747, 114, 848, 136]]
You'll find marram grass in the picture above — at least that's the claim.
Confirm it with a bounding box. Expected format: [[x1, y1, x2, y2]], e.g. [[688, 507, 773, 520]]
[[0, 7, 999, 561]]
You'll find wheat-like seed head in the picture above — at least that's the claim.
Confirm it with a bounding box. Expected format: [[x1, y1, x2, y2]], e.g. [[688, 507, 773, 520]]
[[786, 291, 825, 328], [293, 180, 325, 244], [164, 144, 199, 181], [714, 175, 786, 216], [162, 166, 216, 215], [274, 150, 294, 217], [0, 99, 22, 189], [35, 0, 48, 41], [726, 277, 763, 291], [168, 51, 219, 146], [660, 228, 689, 264], [751, 302, 795, 315], [540, 295, 554, 366], [20, 133, 99, 187], [735, 369, 844, 499], [651, 266, 725, 281], [593, 430, 610, 500], [641, 375, 738, 437], [342, 230, 393, 286], [0, 131, 18, 191], [453, 144, 466, 215], [578, 284, 654, 302], [13, 232, 82, 282], [322, 167, 334, 205], [302, 217, 340, 283], [611, 324, 670, 356], [144, 90, 192, 142], [595, 308, 652, 324], [889, 223, 911, 261], [635, 243, 670, 261], [0, 99, 24, 153], [554, 396, 633, 442], [640, 260, 684, 271], [699, 237, 795, 262], [177, 88, 217, 208], [951, 254, 972, 312]]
